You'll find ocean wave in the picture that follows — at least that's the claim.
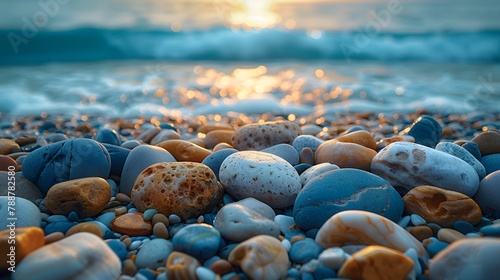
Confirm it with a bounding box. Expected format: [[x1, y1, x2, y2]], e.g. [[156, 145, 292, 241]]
[[1, 27, 500, 65]]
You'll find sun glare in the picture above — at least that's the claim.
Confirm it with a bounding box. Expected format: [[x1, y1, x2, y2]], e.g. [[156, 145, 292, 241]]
[[228, 0, 279, 30]]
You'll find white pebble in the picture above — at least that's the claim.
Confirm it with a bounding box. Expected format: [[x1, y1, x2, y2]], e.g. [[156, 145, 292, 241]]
[[196, 266, 217, 280], [274, 215, 296, 234], [318, 247, 347, 270], [281, 239, 292, 252], [410, 214, 427, 226]]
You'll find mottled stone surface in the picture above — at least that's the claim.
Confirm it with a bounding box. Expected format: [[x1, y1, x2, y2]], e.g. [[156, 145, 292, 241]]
[[338, 245, 414, 280], [219, 151, 300, 208], [371, 142, 479, 197], [316, 210, 428, 259], [435, 142, 486, 179], [231, 120, 301, 151], [166, 251, 200, 280], [46, 177, 111, 218], [13, 233, 121, 280], [132, 162, 223, 219], [229, 235, 288, 280], [403, 185, 482, 228]]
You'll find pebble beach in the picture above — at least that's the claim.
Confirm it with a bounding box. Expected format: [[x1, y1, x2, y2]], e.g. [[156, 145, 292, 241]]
[[1, 110, 500, 280]]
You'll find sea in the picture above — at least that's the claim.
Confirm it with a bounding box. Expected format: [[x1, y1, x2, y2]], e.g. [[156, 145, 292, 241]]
[[1, 0, 499, 120]]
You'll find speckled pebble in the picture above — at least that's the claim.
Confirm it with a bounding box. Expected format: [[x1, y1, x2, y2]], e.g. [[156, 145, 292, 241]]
[[292, 135, 324, 154], [220, 151, 301, 208], [201, 148, 238, 180], [231, 120, 301, 151], [436, 142, 486, 179]]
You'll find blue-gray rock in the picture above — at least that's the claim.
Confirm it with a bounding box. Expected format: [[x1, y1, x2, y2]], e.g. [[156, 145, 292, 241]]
[[0, 196, 41, 230], [95, 129, 122, 146], [436, 142, 486, 179], [292, 135, 324, 154], [201, 148, 237, 180], [96, 212, 116, 229], [402, 115, 442, 148], [214, 204, 280, 242], [121, 140, 141, 149], [462, 141, 482, 161], [44, 221, 76, 235], [172, 224, 221, 261], [294, 163, 312, 175], [293, 168, 404, 231], [102, 144, 130, 178], [299, 163, 339, 186], [481, 153, 500, 175], [106, 239, 128, 260], [119, 145, 176, 196], [135, 239, 173, 269], [22, 139, 111, 194], [262, 144, 300, 166], [289, 238, 323, 264], [473, 170, 500, 215], [429, 239, 500, 280], [230, 197, 276, 220], [89, 221, 115, 239]]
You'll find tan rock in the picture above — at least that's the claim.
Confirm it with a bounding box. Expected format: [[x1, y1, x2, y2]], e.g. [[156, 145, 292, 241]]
[[166, 251, 200, 280], [0, 155, 17, 172], [315, 140, 377, 171], [229, 235, 288, 280], [0, 139, 21, 155], [110, 212, 152, 236], [156, 139, 212, 162], [197, 123, 234, 134], [338, 245, 414, 280], [471, 131, 500, 156], [403, 185, 482, 228], [437, 228, 466, 243], [231, 120, 301, 151], [213, 142, 234, 152], [66, 222, 103, 238], [131, 162, 223, 220], [336, 130, 377, 150], [0, 227, 44, 270], [408, 226, 434, 241], [45, 177, 111, 218], [204, 130, 234, 149], [135, 127, 161, 143]]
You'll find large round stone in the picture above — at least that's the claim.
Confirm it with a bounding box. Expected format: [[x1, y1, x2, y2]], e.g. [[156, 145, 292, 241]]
[[131, 162, 223, 220], [293, 168, 403, 231]]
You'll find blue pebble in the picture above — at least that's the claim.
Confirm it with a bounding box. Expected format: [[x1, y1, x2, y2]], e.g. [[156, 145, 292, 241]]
[[129, 240, 142, 251], [301, 272, 315, 280], [82, 218, 93, 222], [121, 140, 141, 149], [44, 221, 75, 235], [95, 128, 122, 146], [305, 228, 319, 239], [172, 224, 221, 261], [203, 214, 216, 225], [128, 208, 139, 213], [40, 221, 47, 228], [289, 238, 323, 264], [102, 144, 130, 178], [345, 126, 366, 134], [293, 168, 404, 231], [106, 239, 128, 260], [22, 138, 111, 194], [201, 149, 238, 180], [313, 265, 336, 279], [477, 217, 493, 228], [285, 230, 306, 241], [294, 163, 312, 175], [143, 209, 158, 221], [96, 212, 116, 228], [168, 224, 187, 237], [46, 215, 68, 223], [156, 272, 167, 280], [479, 223, 500, 237], [67, 211, 79, 222], [453, 221, 475, 235], [159, 123, 177, 131], [398, 216, 411, 228], [286, 268, 300, 280], [405, 115, 442, 148], [219, 244, 239, 260], [222, 194, 234, 205], [426, 238, 449, 256], [107, 179, 119, 197], [292, 135, 324, 154], [410, 214, 427, 226], [481, 154, 500, 175], [137, 269, 155, 280], [462, 142, 482, 161]]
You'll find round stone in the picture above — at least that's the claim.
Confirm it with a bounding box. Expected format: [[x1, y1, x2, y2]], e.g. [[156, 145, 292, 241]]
[[156, 139, 212, 162], [0, 155, 17, 172], [261, 144, 300, 166], [0, 139, 21, 155], [172, 224, 221, 261], [299, 163, 339, 186], [0, 196, 41, 230], [408, 226, 433, 241], [229, 235, 289, 280], [135, 238, 173, 269], [403, 185, 482, 228], [371, 142, 480, 197], [294, 168, 404, 231], [201, 148, 238, 180], [436, 142, 486, 179], [315, 140, 377, 171], [119, 144, 176, 196], [0, 227, 44, 270], [22, 139, 111, 195], [210, 259, 233, 275], [471, 131, 500, 156], [0, 172, 42, 203], [231, 120, 301, 151], [150, 129, 181, 145], [292, 135, 324, 154], [338, 245, 414, 280], [65, 222, 103, 238], [481, 153, 500, 175], [166, 251, 201, 280], [335, 130, 377, 150], [110, 212, 152, 236], [12, 232, 121, 280], [437, 228, 466, 243], [289, 238, 323, 264], [203, 130, 234, 149], [429, 239, 500, 280], [131, 162, 223, 220], [219, 151, 301, 208], [401, 115, 442, 148], [153, 222, 169, 239], [102, 143, 130, 178], [46, 177, 111, 218]]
